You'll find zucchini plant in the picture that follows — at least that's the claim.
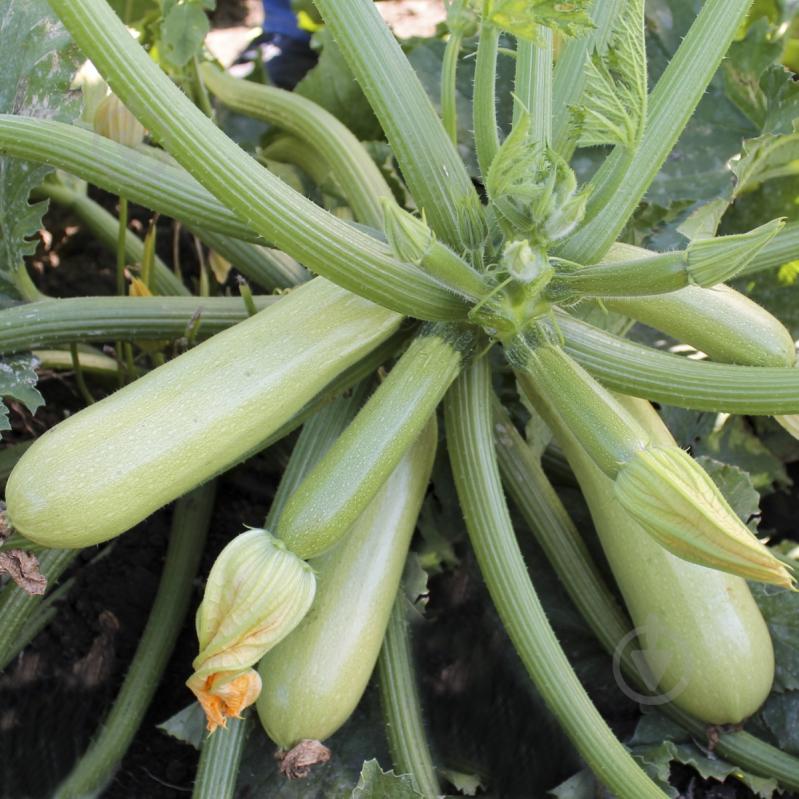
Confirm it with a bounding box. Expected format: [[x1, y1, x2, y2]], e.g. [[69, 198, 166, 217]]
[[2, 0, 799, 796]]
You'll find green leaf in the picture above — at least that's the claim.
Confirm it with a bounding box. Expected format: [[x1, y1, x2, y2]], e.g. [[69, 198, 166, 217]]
[[722, 19, 784, 129], [108, 0, 159, 25], [0, 355, 44, 433], [618, 200, 694, 251], [628, 712, 780, 798], [697, 455, 763, 527], [731, 129, 799, 197], [695, 417, 791, 493], [0, 0, 81, 291], [0, 0, 80, 429], [295, 29, 382, 142], [750, 579, 799, 691], [487, 0, 594, 41], [722, 16, 799, 135], [644, 740, 778, 798], [157, 702, 206, 749], [572, 0, 647, 149], [756, 690, 799, 754], [160, 2, 209, 67], [548, 769, 596, 798], [657, 406, 716, 449], [675, 197, 728, 240], [350, 760, 423, 799]]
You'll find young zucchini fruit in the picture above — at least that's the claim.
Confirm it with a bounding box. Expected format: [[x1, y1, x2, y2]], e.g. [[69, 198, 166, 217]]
[[602, 242, 796, 368], [277, 323, 474, 559], [256, 417, 437, 748], [550, 395, 775, 724], [5, 279, 401, 548]]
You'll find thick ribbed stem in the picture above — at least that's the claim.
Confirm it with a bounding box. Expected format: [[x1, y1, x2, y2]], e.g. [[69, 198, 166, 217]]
[[444, 357, 666, 798], [0, 295, 278, 354], [312, 0, 481, 247], [192, 717, 249, 799], [441, 31, 463, 144], [43, 1, 469, 321], [474, 23, 501, 180], [201, 65, 391, 229], [492, 397, 630, 654], [528, 29, 552, 148], [0, 117, 262, 243], [557, 311, 799, 414], [377, 596, 440, 798], [510, 335, 650, 477]]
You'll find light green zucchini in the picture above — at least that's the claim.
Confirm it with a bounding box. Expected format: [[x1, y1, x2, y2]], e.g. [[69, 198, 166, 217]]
[[551, 394, 775, 724], [5, 279, 401, 548], [603, 242, 796, 368], [277, 323, 474, 559], [256, 417, 437, 748]]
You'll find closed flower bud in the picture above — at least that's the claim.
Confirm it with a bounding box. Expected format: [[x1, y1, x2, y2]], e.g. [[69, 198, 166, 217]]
[[72, 60, 109, 127], [685, 219, 784, 287], [615, 446, 795, 589], [93, 93, 145, 148], [187, 529, 316, 732], [501, 239, 551, 285]]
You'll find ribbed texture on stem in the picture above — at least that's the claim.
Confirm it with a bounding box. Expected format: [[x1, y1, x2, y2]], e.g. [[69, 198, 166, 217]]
[[43, 1, 468, 321], [0, 117, 260, 243], [474, 24, 501, 180], [201, 65, 390, 228], [444, 357, 666, 798], [0, 295, 278, 354], [377, 598, 440, 798], [557, 311, 799, 414], [192, 717, 248, 799], [312, 0, 480, 248]]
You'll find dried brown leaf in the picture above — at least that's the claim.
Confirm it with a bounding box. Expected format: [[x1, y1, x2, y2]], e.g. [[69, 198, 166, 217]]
[[0, 549, 46, 595], [277, 739, 332, 779]]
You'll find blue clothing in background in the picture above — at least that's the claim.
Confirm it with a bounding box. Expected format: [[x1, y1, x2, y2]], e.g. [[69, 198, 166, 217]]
[[262, 0, 309, 40]]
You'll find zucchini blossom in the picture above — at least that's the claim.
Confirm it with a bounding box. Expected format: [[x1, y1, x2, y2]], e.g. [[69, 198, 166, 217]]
[[187, 528, 316, 732], [615, 446, 795, 590]]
